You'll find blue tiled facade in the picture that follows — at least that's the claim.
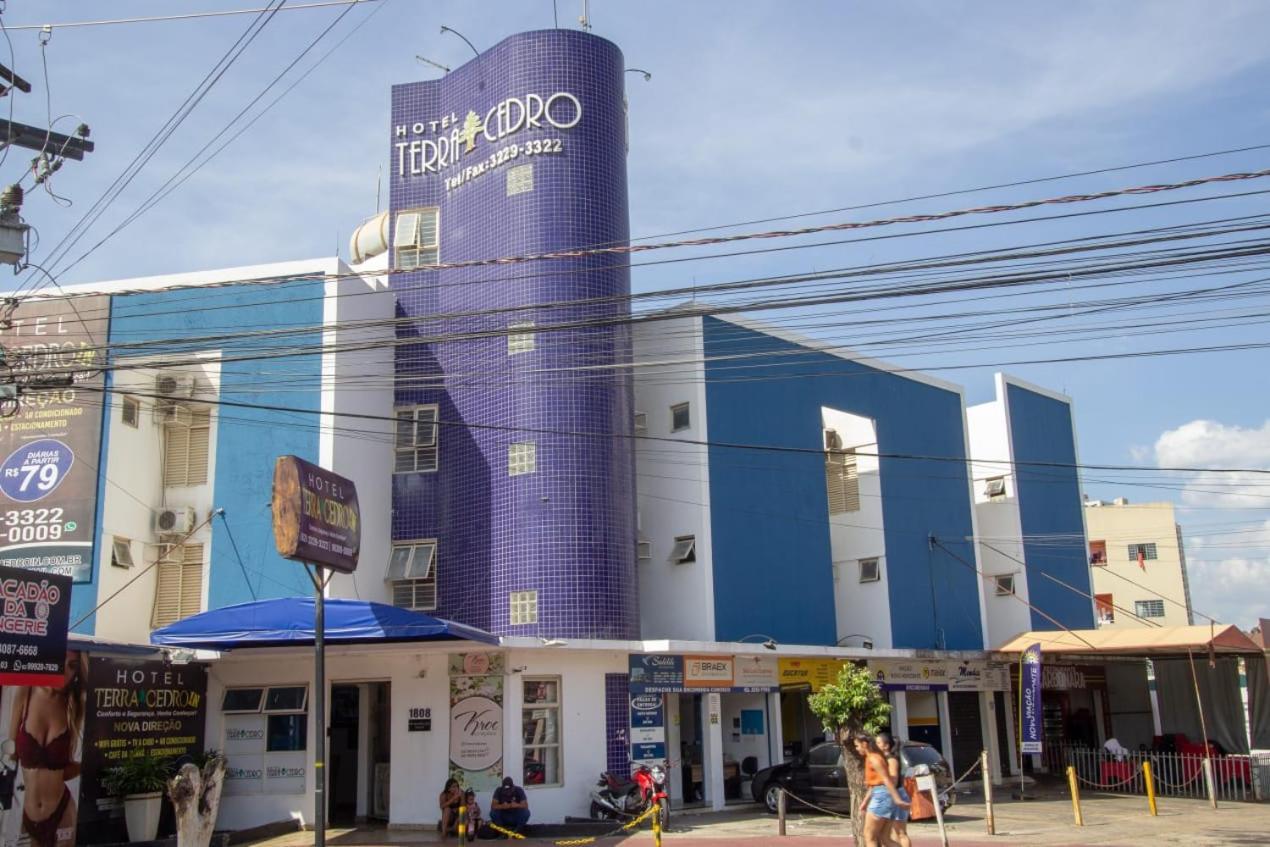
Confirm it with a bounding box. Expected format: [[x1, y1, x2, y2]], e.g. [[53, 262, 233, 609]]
[[701, 318, 985, 650], [389, 31, 638, 638], [1006, 383, 1095, 630], [74, 280, 324, 633]]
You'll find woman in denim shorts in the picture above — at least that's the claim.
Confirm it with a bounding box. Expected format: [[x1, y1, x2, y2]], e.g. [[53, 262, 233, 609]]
[[853, 733, 910, 847], [876, 731, 912, 847]]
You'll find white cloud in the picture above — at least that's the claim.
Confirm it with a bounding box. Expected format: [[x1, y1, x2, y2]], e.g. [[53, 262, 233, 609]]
[[1151, 420, 1270, 626], [1152, 419, 1270, 508]]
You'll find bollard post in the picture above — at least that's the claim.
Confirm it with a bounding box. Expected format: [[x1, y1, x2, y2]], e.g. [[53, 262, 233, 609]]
[[457, 803, 466, 842], [652, 799, 663, 847], [777, 787, 787, 836], [1202, 758, 1218, 809], [1066, 766, 1083, 827], [982, 750, 996, 835], [1143, 760, 1158, 816]]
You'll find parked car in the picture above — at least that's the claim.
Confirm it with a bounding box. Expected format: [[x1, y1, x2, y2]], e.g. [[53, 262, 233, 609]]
[[750, 740, 954, 816]]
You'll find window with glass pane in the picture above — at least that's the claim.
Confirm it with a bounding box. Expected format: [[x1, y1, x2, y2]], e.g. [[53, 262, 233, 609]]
[[388, 541, 438, 610], [394, 207, 440, 269], [522, 678, 561, 786], [265, 686, 308, 712], [266, 714, 307, 752], [395, 405, 438, 472], [222, 688, 264, 713]]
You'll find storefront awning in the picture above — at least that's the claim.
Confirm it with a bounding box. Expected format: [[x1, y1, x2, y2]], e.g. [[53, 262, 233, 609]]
[[995, 624, 1263, 657], [151, 597, 498, 649]]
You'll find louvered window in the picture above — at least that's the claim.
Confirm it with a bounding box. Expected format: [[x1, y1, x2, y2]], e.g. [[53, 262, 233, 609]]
[[508, 321, 536, 355], [826, 449, 860, 514], [388, 540, 437, 611], [163, 407, 211, 487], [395, 405, 439, 473], [394, 208, 439, 270], [152, 543, 204, 628]]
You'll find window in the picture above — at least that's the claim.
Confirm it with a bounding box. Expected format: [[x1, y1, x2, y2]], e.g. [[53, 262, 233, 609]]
[[121, 395, 140, 428], [636, 539, 652, 561], [1095, 593, 1115, 624], [1135, 599, 1166, 619], [1127, 543, 1158, 562], [221, 685, 308, 751], [809, 743, 843, 767], [1089, 540, 1107, 566], [633, 412, 648, 435], [510, 590, 539, 625], [670, 402, 690, 432], [858, 557, 880, 583], [522, 678, 561, 786], [506, 163, 534, 196], [388, 540, 437, 611], [508, 442, 537, 476], [222, 688, 265, 713], [111, 537, 134, 569], [994, 574, 1015, 596], [508, 321, 536, 355], [670, 535, 696, 564], [826, 449, 860, 514], [151, 542, 204, 628], [394, 207, 439, 269], [984, 477, 1006, 499], [163, 406, 211, 487], [395, 405, 439, 473]]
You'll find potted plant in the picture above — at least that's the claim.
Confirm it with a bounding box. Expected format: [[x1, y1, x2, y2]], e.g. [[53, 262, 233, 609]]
[[102, 756, 173, 842]]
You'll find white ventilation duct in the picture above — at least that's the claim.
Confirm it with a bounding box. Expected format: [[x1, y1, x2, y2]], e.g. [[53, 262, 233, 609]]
[[349, 211, 389, 264]]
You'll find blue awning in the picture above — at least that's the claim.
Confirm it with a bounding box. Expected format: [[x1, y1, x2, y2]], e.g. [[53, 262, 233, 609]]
[[151, 597, 498, 649]]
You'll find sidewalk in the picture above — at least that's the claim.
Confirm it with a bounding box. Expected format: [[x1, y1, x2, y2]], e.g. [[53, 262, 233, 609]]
[[244, 790, 1270, 847]]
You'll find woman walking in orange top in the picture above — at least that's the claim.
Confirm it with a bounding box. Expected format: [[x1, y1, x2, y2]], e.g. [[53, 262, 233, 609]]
[[853, 732, 909, 847]]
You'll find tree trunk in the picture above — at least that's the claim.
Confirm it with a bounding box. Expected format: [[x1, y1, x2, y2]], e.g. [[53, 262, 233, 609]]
[[169, 758, 227, 847], [839, 737, 867, 845]]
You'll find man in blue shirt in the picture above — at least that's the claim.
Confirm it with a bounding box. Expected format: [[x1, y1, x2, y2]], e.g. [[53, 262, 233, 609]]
[[489, 776, 530, 833]]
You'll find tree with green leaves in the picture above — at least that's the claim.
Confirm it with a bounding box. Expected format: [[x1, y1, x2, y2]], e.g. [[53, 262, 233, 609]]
[[807, 663, 891, 843]]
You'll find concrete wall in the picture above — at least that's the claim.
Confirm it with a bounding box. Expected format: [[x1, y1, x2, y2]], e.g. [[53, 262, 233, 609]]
[[1084, 501, 1193, 627], [632, 315, 715, 641]]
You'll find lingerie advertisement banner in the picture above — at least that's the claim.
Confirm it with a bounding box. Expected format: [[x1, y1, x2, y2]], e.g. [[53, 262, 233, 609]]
[[0, 650, 86, 847]]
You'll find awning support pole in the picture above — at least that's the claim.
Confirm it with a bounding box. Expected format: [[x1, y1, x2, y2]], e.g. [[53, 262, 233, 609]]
[[1186, 648, 1217, 809]]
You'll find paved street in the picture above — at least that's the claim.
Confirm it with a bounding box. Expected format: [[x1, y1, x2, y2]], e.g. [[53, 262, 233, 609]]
[[247, 790, 1270, 847]]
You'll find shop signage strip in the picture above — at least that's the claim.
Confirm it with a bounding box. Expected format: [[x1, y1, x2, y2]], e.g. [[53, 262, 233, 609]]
[[628, 654, 778, 694]]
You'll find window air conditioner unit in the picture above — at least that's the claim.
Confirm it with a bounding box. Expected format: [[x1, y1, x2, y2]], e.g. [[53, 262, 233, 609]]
[[154, 373, 196, 399], [154, 506, 197, 534], [157, 403, 192, 427], [824, 429, 843, 451]]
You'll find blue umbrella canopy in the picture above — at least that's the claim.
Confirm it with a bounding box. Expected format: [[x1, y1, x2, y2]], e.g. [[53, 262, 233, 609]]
[[151, 596, 497, 649]]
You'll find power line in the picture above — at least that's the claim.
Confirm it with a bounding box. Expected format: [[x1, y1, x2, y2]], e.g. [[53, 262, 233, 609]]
[[5, 1, 381, 31]]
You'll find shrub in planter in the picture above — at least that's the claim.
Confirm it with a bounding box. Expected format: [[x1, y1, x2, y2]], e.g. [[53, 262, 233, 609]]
[[103, 756, 173, 843]]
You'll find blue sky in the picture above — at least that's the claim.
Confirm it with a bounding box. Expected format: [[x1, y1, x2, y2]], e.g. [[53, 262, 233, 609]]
[[2, 1, 1268, 625]]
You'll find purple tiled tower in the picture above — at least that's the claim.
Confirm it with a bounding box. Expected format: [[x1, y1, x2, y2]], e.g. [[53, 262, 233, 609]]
[[389, 30, 638, 639]]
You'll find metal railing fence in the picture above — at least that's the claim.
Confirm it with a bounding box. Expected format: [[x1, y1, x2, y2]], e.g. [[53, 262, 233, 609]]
[[1058, 745, 1270, 803]]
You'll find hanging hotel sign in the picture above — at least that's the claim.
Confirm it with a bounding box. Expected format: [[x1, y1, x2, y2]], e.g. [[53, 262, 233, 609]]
[[0, 295, 109, 584], [271, 456, 360, 573], [393, 91, 582, 192]]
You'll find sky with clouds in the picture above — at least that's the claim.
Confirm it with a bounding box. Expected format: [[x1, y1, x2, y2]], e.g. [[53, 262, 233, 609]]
[[1, 1, 1268, 625]]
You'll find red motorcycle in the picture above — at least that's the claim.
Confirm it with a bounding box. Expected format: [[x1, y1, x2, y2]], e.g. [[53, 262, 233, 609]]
[[589, 762, 669, 830]]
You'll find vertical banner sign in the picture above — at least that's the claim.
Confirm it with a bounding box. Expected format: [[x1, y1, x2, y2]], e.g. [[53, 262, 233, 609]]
[[0, 564, 71, 685], [0, 296, 109, 583], [1019, 643, 1043, 755], [448, 653, 505, 791], [0, 649, 87, 847], [79, 658, 208, 826]]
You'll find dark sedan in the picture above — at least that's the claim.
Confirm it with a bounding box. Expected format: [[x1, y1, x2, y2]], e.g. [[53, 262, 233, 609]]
[[750, 740, 954, 814]]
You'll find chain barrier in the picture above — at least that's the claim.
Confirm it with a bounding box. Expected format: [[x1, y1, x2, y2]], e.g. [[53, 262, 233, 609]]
[[1073, 769, 1141, 791], [939, 757, 983, 799], [779, 756, 981, 818], [484, 801, 660, 845], [1153, 766, 1203, 791]]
